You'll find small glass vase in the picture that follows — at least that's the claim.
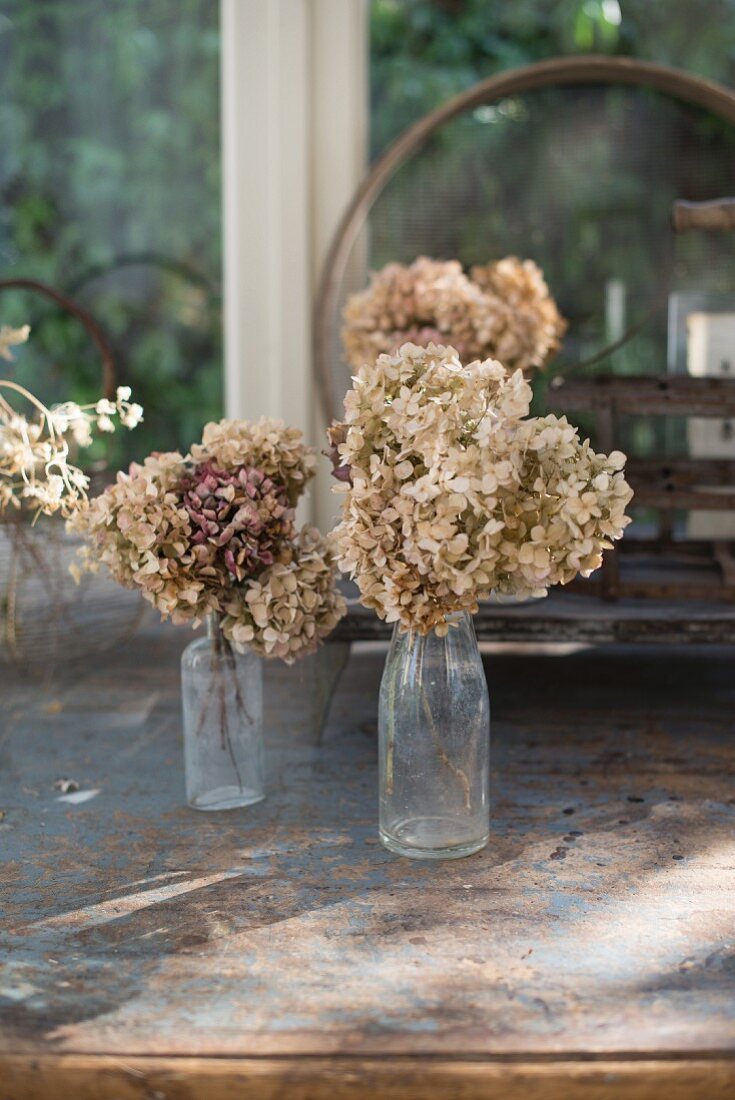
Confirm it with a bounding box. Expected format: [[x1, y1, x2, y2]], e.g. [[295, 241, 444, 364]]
[[181, 614, 265, 811], [378, 611, 490, 859]]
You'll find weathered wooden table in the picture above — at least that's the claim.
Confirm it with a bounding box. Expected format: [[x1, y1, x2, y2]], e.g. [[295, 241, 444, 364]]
[[2, 619, 735, 1099]]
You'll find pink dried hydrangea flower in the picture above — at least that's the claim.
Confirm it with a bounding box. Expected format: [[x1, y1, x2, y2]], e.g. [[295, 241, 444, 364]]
[[181, 462, 294, 584], [71, 419, 346, 655]]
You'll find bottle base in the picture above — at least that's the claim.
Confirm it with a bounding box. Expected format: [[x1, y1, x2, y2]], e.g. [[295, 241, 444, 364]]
[[188, 785, 265, 812], [380, 818, 488, 860]]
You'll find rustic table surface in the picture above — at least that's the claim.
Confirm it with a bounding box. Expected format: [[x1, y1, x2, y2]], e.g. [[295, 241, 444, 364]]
[[2, 619, 735, 1099]]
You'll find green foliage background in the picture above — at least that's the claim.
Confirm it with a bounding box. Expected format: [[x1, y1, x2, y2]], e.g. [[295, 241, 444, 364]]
[[371, 0, 735, 157], [0, 0, 221, 464], [2, 0, 735, 470]]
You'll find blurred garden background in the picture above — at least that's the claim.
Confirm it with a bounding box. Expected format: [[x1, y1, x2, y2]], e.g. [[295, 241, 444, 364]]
[[363, 0, 735, 473], [0, 0, 221, 463], [371, 0, 735, 157], [2, 0, 735, 463]]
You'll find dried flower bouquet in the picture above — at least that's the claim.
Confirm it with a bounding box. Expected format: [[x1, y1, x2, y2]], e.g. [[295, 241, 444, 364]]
[[329, 341, 633, 855], [329, 342, 633, 636], [0, 322, 144, 666], [342, 255, 566, 375], [72, 417, 346, 809]]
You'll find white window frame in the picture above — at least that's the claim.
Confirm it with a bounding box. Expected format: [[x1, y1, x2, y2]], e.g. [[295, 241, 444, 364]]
[[220, 0, 368, 526]]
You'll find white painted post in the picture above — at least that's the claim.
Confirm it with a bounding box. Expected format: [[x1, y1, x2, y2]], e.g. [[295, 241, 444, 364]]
[[220, 0, 368, 526], [310, 0, 369, 529]]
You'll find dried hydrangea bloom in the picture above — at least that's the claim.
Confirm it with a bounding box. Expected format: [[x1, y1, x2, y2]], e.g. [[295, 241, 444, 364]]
[[190, 417, 316, 507], [221, 527, 347, 662], [342, 255, 566, 375], [470, 257, 566, 374], [71, 417, 345, 657], [342, 258, 475, 369], [181, 461, 295, 584], [332, 342, 632, 635], [69, 451, 220, 624]]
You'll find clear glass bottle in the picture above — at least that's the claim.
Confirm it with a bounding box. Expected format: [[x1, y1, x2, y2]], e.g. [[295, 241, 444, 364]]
[[378, 611, 490, 859], [181, 614, 265, 811]]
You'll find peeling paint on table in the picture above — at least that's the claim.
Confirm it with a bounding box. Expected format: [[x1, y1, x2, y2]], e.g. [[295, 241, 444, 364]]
[[1, 623, 734, 1069]]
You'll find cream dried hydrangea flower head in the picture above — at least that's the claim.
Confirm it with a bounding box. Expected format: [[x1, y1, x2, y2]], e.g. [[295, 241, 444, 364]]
[[69, 450, 220, 624], [330, 342, 632, 636], [342, 255, 566, 376], [470, 256, 566, 373], [221, 526, 347, 663]]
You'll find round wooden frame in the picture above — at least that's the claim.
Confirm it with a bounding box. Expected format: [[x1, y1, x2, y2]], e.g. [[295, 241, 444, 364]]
[[314, 54, 735, 422]]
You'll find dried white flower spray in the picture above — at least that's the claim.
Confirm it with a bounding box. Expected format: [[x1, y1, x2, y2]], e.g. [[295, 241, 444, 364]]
[[0, 325, 141, 519]]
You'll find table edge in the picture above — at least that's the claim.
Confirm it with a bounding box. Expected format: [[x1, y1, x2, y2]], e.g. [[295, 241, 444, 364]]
[[3, 1053, 735, 1100]]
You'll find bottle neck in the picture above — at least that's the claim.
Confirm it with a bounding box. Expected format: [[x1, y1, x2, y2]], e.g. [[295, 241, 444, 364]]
[[391, 609, 472, 642], [205, 611, 221, 641], [389, 611, 475, 672]]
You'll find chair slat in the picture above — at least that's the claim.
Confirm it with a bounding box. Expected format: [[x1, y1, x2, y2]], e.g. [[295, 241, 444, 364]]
[[627, 457, 735, 486], [625, 456, 735, 509], [569, 577, 735, 601], [631, 487, 735, 510], [617, 538, 733, 559], [548, 375, 735, 416], [568, 560, 735, 601]]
